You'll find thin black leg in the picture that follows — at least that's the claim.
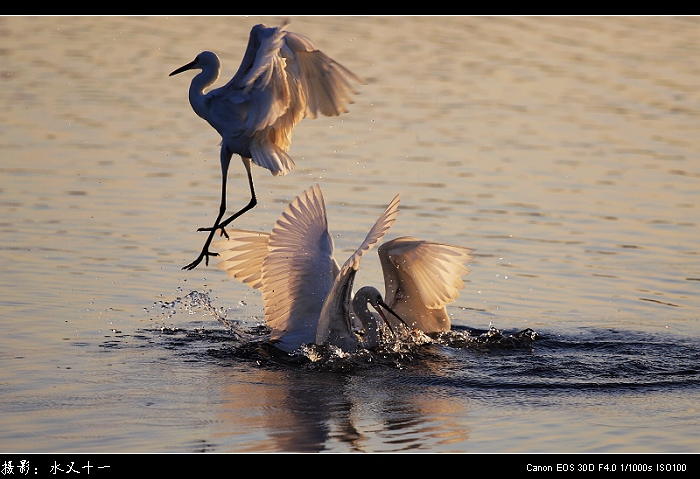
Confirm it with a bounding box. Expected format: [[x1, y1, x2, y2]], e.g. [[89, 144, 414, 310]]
[[217, 157, 257, 229], [182, 157, 256, 270]]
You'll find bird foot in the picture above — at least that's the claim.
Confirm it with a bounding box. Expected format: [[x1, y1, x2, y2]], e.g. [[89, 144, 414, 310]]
[[197, 225, 229, 239], [182, 250, 219, 271]]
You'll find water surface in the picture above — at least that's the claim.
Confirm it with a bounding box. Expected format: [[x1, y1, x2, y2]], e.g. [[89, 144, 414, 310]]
[[1, 16, 699, 453]]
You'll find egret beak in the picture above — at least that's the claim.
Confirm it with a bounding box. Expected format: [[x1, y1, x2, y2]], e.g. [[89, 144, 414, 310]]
[[375, 300, 410, 337], [378, 300, 408, 327], [369, 304, 397, 337], [169, 60, 198, 76]]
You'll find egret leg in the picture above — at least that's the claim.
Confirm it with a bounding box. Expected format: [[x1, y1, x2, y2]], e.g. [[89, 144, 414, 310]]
[[182, 157, 256, 270], [216, 157, 257, 230], [182, 168, 229, 270]]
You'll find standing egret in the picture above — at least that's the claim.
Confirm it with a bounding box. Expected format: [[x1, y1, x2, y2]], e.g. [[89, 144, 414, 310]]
[[213, 184, 474, 354], [170, 23, 364, 270]]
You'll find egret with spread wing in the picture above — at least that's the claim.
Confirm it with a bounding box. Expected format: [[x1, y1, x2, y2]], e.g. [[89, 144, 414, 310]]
[[214, 185, 474, 354], [170, 23, 363, 270]]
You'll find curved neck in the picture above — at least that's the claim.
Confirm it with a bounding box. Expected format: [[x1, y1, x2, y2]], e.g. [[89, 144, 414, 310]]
[[188, 65, 220, 119], [352, 289, 381, 349]]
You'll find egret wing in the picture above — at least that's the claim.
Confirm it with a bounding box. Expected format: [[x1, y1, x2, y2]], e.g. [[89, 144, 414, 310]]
[[282, 30, 365, 119], [378, 237, 473, 332], [316, 194, 400, 349], [215, 23, 363, 177], [217, 24, 293, 135], [220, 22, 363, 133], [261, 184, 336, 352], [213, 230, 270, 290]]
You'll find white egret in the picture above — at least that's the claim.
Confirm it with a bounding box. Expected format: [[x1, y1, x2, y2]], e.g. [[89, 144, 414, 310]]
[[213, 185, 474, 354], [170, 23, 363, 270]]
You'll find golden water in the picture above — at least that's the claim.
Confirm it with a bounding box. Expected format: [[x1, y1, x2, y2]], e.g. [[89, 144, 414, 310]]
[[1, 16, 699, 452]]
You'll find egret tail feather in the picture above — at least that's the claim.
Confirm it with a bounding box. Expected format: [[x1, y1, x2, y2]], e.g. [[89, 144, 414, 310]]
[[250, 138, 295, 176]]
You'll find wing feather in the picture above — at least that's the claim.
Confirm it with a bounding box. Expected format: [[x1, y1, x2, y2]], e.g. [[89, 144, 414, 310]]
[[344, 194, 400, 273], [249, 136, 295, 176], [216, 23, 363, 171], [378, 237, 473, 332], [260, 184, 336, 352], [282, 31, 364, 119], [213, 230, 270, 290]]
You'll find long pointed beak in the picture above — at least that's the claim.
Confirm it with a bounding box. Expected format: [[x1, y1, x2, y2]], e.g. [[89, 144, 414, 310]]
[[169, 60, 197, 76], [377, 300, 410, 334], [379, 301, 410, 329], [371, 304, 396, 336]]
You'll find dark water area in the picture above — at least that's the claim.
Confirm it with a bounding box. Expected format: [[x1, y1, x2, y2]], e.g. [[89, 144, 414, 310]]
[[145, 306, 700, 395]]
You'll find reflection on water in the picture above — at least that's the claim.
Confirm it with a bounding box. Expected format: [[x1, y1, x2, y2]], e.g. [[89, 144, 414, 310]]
[[1, 16, 700, 453], [137, 290, 700, 453], [138, 310, 700, 452]]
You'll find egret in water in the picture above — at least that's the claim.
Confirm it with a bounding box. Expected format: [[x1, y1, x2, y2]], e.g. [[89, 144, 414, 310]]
[[213, 185, 474, 354], [170, 23, 363, 270]]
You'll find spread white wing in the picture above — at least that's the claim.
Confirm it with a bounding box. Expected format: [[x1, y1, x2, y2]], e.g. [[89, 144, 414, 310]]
[[259, 184, 338, 352], [282, 30, 364, 119], [378, 237, 473, 332], [214, 230, 270, 290]]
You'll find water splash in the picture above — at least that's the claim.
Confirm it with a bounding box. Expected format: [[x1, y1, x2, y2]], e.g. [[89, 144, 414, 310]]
[[149, 290, 232, 327], [144, 290, 539, 370], [435, 326, 539, 349], [248, 324, 539, 371]]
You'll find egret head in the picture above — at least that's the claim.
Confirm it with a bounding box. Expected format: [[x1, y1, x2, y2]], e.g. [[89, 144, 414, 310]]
[[170, 51, 220, 76], [353, 286, 408, 334]]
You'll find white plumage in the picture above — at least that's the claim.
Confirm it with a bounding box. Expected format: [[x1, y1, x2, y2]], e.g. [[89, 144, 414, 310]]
[[171, 23, 363, 270], [215, 185, 474, 353]]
